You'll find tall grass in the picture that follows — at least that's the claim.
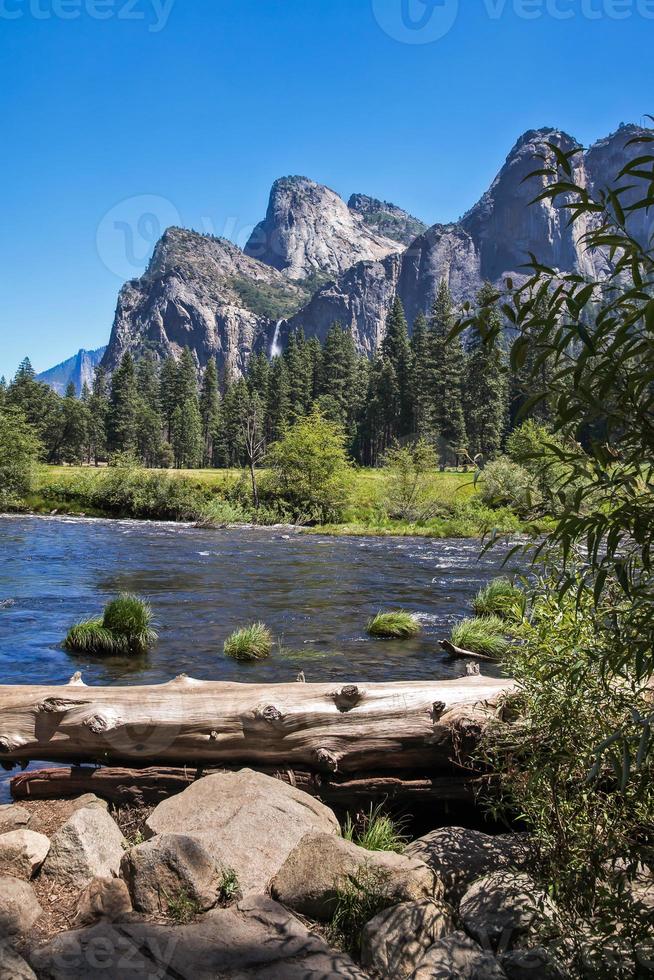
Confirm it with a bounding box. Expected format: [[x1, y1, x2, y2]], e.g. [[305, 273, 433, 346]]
[[224, 622, 273, 661], [64, 594, 157, 656], [473, 577, 524, 621], [366, 611, 420, 639], [450, 615, 511, 659], [328, 866, 393, 955], [343, 804, 408, 853]]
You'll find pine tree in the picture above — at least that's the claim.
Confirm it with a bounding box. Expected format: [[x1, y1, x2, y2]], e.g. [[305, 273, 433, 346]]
[[463, 283, 508, 460], [177, 348, 198, 404], [87, 365, 109, 464], [410, 311, 436, 441], [381, 296, 413, 438], [429, 281, 467, 467], [159, 357, 179, 442], [107, 352, 138, 454], [171, 398, 202, 468], [265, 356, 290, 443], [284, 329, 313, 422], [317, 322, 358, 431], [199, 359, 221, 467], [58, 383, 88, 464]]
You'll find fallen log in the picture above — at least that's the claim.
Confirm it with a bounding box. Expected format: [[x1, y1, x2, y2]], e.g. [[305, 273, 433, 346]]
[[0, 673, 511, 774], [440, 639, 499, 663], [10, 764, 482, 806]]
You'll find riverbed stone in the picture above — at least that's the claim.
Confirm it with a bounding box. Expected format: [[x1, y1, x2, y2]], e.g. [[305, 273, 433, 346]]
[[144, 769, 340, 894], [0, 829, 50, 879], [411, 931, 508, 979], [405, 827, 531, 902], [28, 793, 109, 836], [459, 871, 556, 950], [0, 941, 37, 980], [271, 831, 439, 921], [0, 805, 30, 835], [120, 833, 222, 914], [41, 806, 126, 888], [501, 946, 569, 979], [0, 876, 42, 939], [73, 876, 133, 927], [360, 898, 455, 977], [30, 894, 367, 979]]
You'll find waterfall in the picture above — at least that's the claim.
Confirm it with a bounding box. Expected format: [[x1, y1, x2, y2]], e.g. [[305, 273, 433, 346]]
[[269, 319, 283, 358]]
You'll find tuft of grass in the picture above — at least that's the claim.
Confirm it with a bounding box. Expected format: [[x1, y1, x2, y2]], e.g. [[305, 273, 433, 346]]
[[450, 615, 512, 659], [224, 622, 273, 661], [64, 593, 157, 656], [218, 867, 240, 904], [473, 577, 524, 621], [164, 888, 201, 924], [328, 866, 393, 955], [343, 803, 409, 853], [366, 610, 421, 639]]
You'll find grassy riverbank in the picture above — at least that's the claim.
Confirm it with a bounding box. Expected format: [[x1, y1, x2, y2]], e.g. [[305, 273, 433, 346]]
[[15, 464, 531, 538]]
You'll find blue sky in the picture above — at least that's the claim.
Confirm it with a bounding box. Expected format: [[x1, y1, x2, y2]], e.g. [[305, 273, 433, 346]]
[[0, 0, 651, 380]]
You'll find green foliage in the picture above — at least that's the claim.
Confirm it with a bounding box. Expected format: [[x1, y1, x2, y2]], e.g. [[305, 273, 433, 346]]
[[64, 594, 157, 656], [366, 610, 420, 639], [164, 888, 201, 924], [450, 615, 511, 658], [429, 280, 467, 466], [229, 275, 309, 320], [0, 406, 41, 506], [328, 866, 394, 955], [224, 622, 272, 661], [218, 867, 240, 904], [343, 804, 408, 853], [264, 409, 354, 522], [382, 439, 439, 521], [473, 577, 524, 621], [463, 283, 508, 461], [480, 455, 534, 513]]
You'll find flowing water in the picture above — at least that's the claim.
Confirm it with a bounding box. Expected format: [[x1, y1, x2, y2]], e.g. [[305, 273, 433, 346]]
[[0, 515, 519, 800]]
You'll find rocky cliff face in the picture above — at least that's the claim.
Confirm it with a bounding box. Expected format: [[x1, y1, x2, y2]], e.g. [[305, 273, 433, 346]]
[[102, 227, 310, 375], [37, 347, 106, 395], [347, 194, 428, 246], [97, 123, 652, 377], [244, 176, 400, 281]]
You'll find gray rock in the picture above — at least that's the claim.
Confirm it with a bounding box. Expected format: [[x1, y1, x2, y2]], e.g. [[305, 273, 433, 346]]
[[42, 806, 126, 888], [0, 805, 30, 835], [73, 876, 133, 927], [0, 940, 37, 979], [360, 898, 455, 977], [348, 193, 428, 246], [405, 826, 530, 902], [0, 876, 42, 939], [144, 769, 340, 896], [120, 833, 222, 914], [501, 946, 569, 979], [271, 831, 439, 921], [28, 793, 108, 836], [30, 893, 367, 979], [459, 871, 556, 951], [411, 930, 507, 979], [0, 830, 50, 879]]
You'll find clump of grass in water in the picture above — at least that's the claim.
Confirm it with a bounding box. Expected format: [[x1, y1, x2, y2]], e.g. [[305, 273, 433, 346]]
[[224, 622, 272, 661], [328, 866, 393, 955], [450, 615, 511, 659], [366, 610, 420, 639], [64, 594, 157, 656], [343, 803, 409, 853], [473, 577, 524, 621]]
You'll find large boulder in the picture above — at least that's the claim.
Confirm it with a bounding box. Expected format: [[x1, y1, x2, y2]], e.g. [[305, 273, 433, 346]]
[[360, 898, 455, 977], [120, 834, 222, 914], [271, 831, 439, 921], [405, 827, 530, 902], [0, 805, 30, 835], [0, 941, 37, 980], [41, 806, 126, 889], [73, 876, 133, 928], [30, 894, 367, 979], [501, 946, 569, 979], [0, 830, 50, 879], [144, 769, 340, 894], [411, 931, 508, 979], [28, 793, 108, 836], [459, 871, 556, 950], [0, 876, 42, 940]]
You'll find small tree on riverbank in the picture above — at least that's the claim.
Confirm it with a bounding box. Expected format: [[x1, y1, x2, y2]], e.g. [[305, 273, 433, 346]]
[[0, 406, 41, 507]]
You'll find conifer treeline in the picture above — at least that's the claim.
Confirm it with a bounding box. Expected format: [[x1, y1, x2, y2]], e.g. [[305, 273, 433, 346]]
[[1, 282, 539, 469]]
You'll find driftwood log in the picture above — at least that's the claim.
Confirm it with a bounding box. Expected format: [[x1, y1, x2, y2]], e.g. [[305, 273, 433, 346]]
[[0, 673, 511, 781], [440, 639, 499, 663], [10, 764, 483, 807]]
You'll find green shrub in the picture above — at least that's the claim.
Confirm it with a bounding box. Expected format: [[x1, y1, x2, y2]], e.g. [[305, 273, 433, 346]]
[[366, 611, 421, 639], [343, 804, 408, 853], [0, 407, 41, 507], [328, 866, 393, 955], [164, 888, 200, 924], [473, 578, 524, 621], [64, 594, 157, 656], [381, 440, 440, 522], [480, 456, 535, 513], [450, 615, 511, 659], [224, 623, 272, 661]]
